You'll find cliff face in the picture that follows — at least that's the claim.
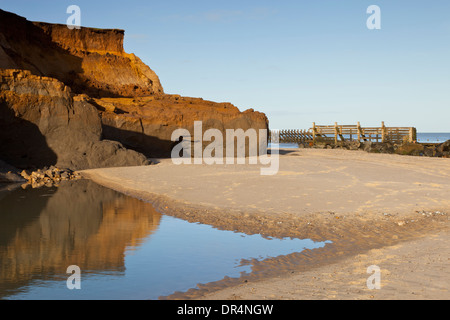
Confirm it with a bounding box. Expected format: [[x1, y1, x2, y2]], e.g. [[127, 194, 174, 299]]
[[0, 9, 269, 170], [98, 95, 269, 157], [35, 22, 126, 55], [0, 10, 163, 98], [0, 69, 149, 170]]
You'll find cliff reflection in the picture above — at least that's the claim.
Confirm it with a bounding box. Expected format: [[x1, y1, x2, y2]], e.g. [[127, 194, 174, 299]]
[[0, 180, 161, 298]]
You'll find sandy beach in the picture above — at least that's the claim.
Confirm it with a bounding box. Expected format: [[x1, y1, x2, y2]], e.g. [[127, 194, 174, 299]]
[[81, 149, 450, 300]]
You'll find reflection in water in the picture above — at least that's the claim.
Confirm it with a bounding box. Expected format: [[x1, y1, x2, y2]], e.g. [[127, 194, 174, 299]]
[[0, 180, 161, 299], [0, 180, 331, 300]]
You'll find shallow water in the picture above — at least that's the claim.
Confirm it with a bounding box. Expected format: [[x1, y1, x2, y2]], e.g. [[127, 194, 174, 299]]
[[0, 180, 330, 300]]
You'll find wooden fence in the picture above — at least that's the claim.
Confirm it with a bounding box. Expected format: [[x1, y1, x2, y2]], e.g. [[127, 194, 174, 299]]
[[270, 122, 417, 144], [312, 122, 417, 144], [269, 129, 313, 143]]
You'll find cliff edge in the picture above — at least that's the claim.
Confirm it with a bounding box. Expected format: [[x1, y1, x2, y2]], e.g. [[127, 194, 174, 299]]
[[0, 9, 269, 171], [0, 9, 163, 98]]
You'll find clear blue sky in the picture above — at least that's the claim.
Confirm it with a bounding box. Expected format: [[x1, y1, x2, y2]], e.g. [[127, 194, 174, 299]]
[[2, 0, 449, 132]]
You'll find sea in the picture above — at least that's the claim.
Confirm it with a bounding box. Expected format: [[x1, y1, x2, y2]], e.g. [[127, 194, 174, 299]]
[[416, 133, 450, 144]]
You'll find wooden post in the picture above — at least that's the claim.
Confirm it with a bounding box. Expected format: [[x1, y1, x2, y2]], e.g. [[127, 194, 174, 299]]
[[381, 121, 386, 143], [334, 122, 338, 144], [409, 127, 416, 143], [357, 122, 361, 141], [312, 122, 316, 143]]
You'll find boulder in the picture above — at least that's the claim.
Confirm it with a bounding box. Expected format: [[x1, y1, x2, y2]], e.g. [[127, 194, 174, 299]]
[[423, 147, 435, 158], [395, 143, 425, 156], [0, 69, 149, 170], [362, 142, 373, 152], [340, 140, 361, 150], [436, 140, 450, 154], [370, 142, 395, 154]]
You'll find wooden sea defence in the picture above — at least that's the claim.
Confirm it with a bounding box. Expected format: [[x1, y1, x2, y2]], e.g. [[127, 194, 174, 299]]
[[271, 122, 417, 145], [269, 129, 313, 143]]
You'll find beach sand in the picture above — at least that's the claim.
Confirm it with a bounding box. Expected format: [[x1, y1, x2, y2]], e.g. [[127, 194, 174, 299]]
[[81, 148, 450, 300]]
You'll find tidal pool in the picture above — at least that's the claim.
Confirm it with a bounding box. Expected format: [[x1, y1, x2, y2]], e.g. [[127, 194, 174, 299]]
[[0, 180, 330, 300]]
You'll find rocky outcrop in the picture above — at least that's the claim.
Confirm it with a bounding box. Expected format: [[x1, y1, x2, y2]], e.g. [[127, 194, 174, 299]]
[[436, 140, 450, 155], [20, 166, 82, 189], [0, 69, 150, 170], [98, 95, 269, 157], [302, 139, 450, 158], [0, 9, 163, 98], [0, 9, 269, 171]]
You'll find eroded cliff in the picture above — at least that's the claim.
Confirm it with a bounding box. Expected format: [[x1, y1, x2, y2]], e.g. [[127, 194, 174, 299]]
[[0, 9, 163, 98], [0, 9, 269, 170], [0, 69, 149, 170]]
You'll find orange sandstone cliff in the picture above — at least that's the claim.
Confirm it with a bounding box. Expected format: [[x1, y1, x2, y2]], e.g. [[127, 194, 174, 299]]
[[0, 9, 269, 170], [0, 10, 163, 98]]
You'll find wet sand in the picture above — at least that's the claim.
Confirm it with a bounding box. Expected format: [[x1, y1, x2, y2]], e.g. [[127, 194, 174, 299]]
[[196, 229, 450, 300], [81, 149, 450, 300]]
